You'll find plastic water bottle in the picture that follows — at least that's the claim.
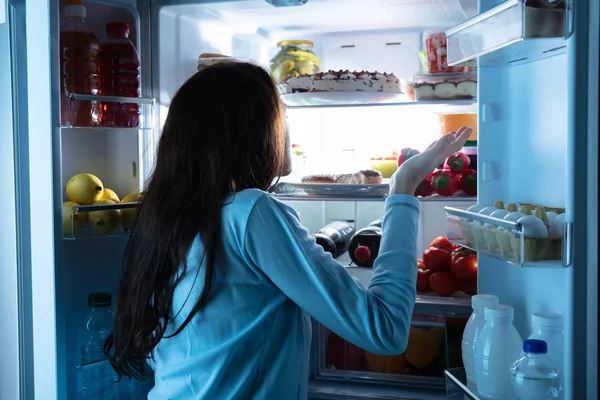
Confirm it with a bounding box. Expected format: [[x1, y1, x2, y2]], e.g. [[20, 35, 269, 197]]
[[461, 294, 500, 393], [474, 305, 522, 400], [80, 293, 119, 399], [509, 339, 562, 399], [526, 313, 564, 399]]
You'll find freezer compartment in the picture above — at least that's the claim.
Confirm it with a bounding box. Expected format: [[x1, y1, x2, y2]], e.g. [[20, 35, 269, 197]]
[[316, 315, 468, 390], [61, 94, 156, 129], [63, 201, 139, 239], [444, 368, 479, 400], [445, 0, 567, 66], [445, 206, 571, 267]]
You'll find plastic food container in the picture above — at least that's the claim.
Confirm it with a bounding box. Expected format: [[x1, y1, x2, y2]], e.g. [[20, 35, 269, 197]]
[[270, 40, 321, 83], [413, 72, 477, 101], [424, 31, 453, 73], [439, 113, 478, 141]]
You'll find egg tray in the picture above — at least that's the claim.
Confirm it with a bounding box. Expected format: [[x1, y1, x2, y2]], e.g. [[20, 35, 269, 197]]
[[445, 204, 568, 266]]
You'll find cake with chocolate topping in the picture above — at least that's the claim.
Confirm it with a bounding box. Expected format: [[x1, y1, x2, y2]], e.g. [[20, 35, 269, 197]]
[[284, 70, 401, 93]]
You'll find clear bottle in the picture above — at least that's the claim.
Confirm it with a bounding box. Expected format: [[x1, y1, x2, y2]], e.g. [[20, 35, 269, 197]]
[[526, 313, 564, 399], [509, 339, 562, 399], [474, 305, 523, 400], [97, 22, 141, 128], [80, 293, 119, 399], [60, 0, 99, 127], [461, 294, 500, 393]]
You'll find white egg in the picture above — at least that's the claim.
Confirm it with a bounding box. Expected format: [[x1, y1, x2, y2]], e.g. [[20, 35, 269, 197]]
[[490, 209, 510, 219], [504, 212, 526, 222], [479, 206, 498, 215], [517, 215, 549, 238], [546, 211, 558, 223], [467, 204, 486, 213], [549, 213, 566, 237]]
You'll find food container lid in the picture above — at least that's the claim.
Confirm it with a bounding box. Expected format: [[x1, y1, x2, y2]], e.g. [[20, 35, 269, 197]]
[[463, 141, 477, 148], [484, 304, 514, 321], [471, 294, 499, 309], [276, 40, 314, 47], [532, 312, 563, 328]]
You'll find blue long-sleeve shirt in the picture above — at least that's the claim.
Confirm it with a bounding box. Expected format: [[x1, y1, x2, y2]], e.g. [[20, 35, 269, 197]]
[[149, 189, 419, 399]]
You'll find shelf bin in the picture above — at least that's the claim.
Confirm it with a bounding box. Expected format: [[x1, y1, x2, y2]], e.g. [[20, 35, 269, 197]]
[[62, 94, 156, 129], [63, 201, 139, 240], [316, 314, 468, 389], [445, 368, 480, 400], [445, 0, 567, 66], [445, 206, 571, 267]]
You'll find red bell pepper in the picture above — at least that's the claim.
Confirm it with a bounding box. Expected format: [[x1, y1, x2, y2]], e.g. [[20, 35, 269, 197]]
[[397, 147, 420, 167], [431, 169, 460, 196], [414, 171, 435, 197], [461, 169, 477, 196], [444, 152, 471, 174]]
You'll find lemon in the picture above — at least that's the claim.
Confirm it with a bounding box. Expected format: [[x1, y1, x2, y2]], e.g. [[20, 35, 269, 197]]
[[62, 201, 88, 238], [120, 192, 142, 231], [101, 188, 120, 203], [66, 173, 104, 205], [88, 199, 121, 234]]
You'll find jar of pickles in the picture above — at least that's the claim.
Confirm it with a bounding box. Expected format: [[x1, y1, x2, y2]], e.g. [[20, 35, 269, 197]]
[[270, 40, 321, 83]]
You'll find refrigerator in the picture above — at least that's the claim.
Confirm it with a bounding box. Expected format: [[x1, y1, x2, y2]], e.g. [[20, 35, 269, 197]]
[[0, 0, 597, 399]]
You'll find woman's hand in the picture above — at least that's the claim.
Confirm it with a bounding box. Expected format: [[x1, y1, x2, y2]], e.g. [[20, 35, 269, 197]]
[[389, 127, 473, 196]]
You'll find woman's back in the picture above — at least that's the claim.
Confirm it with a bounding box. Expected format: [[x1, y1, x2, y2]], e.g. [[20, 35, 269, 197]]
[[150, 190, 312, 399]]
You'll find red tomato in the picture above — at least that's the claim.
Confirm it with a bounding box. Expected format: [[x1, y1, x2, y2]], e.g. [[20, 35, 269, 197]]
[[450, 249, 478, 280], [423, 246, 452, 271], [429, 271, 458, 297], [417, 268, 432, 293], [428, 236, 454, 250], [417, 258, 426, 269], [459, 278, 477, 296]]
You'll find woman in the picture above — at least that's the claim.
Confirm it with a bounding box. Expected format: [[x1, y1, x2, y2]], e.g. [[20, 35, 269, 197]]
[[105, 61, 472, 399]]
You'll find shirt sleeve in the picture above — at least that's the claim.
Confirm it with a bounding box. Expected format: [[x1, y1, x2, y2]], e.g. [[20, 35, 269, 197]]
[[244, 194, 419, 355]]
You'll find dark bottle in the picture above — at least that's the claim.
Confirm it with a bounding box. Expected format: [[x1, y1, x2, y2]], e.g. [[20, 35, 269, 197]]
[[349, 220, 383, 268], [313, 221, 355, 258]]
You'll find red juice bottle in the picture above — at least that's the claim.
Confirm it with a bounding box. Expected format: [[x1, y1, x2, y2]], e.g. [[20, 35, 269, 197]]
[[60, 0, 99, 127], [98, 22, 141, 128]]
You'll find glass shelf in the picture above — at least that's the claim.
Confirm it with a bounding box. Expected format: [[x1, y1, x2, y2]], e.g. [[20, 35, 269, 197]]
[[445, 368, 480, 400], [63, 201, 139, 240], [445, 0, 567, 67], [61, 93, 156, 129], [282, 91, 477, 110], [445, 206, 571, 268]]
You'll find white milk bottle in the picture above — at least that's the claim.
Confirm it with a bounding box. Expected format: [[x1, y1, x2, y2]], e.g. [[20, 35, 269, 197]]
[[526, 313, 564, 400], [474, 305, 523, 399], [462, 294, 500, 392]]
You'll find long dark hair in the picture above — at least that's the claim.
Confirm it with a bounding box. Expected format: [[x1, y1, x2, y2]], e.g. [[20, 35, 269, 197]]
[[104, 62, 286, 379]]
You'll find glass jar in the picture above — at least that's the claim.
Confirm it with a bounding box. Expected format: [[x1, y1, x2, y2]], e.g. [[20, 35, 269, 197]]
[[270, 40, 321, 83]]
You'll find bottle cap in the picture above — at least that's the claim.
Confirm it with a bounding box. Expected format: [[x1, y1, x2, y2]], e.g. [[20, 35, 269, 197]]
[[484, 304, 514, 321], [471, 294, 499, 309], [64, 4, 86, 18], [88, 292, 112, 307], [532, 312, 563, 328], [354, 246, 371, 262], [106, 22, 130, 37], [523, 339, 548, 354]]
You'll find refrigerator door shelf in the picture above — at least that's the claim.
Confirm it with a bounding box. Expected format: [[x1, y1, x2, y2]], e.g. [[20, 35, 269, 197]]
[[75, 359, 152, 399], [63, 201, 139, 240], [445, 0, 568, 67], [61, 93, 156, 130], [444, 368, 479, 400], [445, 207, 572, 268]]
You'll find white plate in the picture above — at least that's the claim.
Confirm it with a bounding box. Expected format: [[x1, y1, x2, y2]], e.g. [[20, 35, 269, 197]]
[[281, 91, 406, 107], [276, 182, 388, 198]]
